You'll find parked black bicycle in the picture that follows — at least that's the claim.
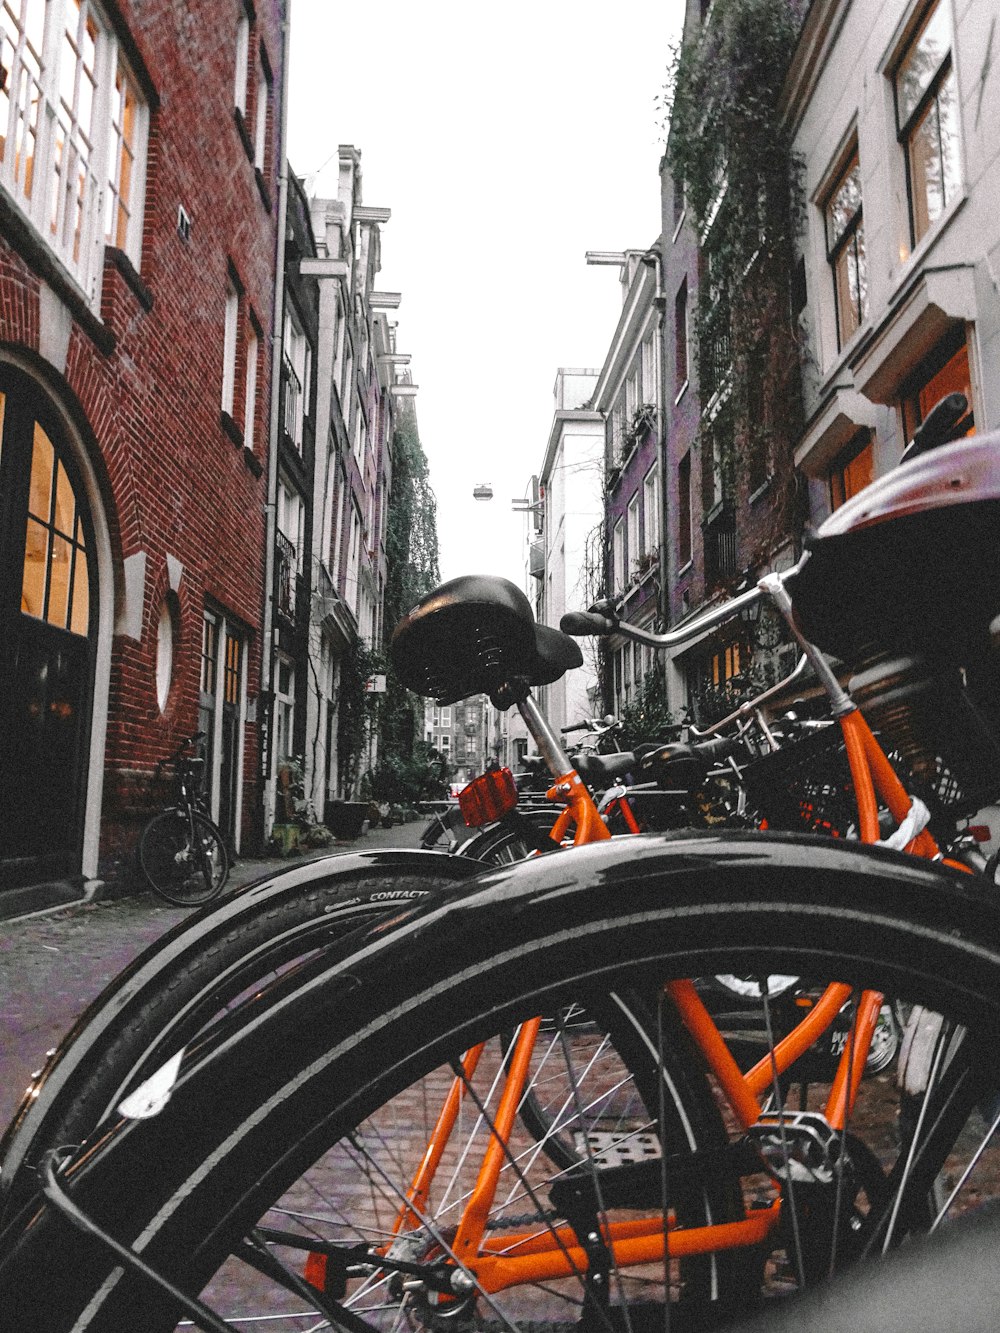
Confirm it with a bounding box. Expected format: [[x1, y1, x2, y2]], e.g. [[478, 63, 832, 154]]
[[138, 732, 229, 907]]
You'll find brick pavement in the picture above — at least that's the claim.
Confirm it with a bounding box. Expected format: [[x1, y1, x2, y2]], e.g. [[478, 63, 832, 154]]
[[0, 818, 427, 1134]]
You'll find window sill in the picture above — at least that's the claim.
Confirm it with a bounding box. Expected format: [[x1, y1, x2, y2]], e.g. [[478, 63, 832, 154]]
[[255, 167, 272, 212], [671, 207, 687, 244], [243, 446, 263, 477], [749, 475, 774, 505], [220, 411, 244, 447], [677, 558, 694, 579], [889, 191, 968, 304], [674, 379, 689, 407], [234, 107, 254, 162], [0, 189, 115, 355], [105, 246, 153, 312]]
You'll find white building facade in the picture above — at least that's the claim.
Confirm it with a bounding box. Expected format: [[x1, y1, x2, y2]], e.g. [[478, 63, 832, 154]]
[[786, 0, 1000, 514]]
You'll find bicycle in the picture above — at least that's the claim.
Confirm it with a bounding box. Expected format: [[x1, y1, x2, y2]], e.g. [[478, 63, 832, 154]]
[[3, 408, 1000, 1329], [138, 731, 230, 907]]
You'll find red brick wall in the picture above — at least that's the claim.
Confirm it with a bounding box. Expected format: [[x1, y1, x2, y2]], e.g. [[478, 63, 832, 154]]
[[0, 0, 287, 876]]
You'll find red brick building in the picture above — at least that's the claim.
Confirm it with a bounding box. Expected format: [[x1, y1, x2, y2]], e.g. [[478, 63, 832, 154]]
[[0, 0, 287, 914]]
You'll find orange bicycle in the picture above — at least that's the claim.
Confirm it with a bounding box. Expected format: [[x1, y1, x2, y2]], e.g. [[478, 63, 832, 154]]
[[4, 414, 1000, 1331]]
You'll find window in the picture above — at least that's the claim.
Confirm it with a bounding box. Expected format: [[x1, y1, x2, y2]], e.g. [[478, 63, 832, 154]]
[[825, 150, 868, 347], [222, 278, 239, 415], [674, 279, 689, 393], [0, 0, 148, 300], [643, 464, 660, 561], [20, 422, 90, 634], [155, 600, 173, 712], [627, 494, 640, 574], [282, 307, 310, 451], [895, 1, 961, 246], [678, 452, 692, 569], [254, 53, 270, 172], [641, 335, 655, 404], [273, 655, 295, 768], [900, 326, 973, 443], [234, 7, 250, 116], [626, 369, 638, 420], [440, 707, 452, 728], [243, 327, 258, 454], [672, 174, 685, 233], [346, 503, 362, 612], [277, 478, 305, 570], [612, 519, 625, 592], [829, 433, 874, 510]]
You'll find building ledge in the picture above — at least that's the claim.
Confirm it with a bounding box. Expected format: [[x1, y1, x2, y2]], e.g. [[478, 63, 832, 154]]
[[795, 384, 885, 475], [849, 264, 977, 405]]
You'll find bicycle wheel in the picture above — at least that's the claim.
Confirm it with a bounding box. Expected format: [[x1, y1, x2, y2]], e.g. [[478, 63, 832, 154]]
[[5, 833, 1000, 1331], [0, 851, 481, 1224], [139, 807, 229, 906]]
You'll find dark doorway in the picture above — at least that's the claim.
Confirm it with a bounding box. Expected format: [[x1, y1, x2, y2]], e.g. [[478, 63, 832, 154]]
[[0, 369, 96, 891]]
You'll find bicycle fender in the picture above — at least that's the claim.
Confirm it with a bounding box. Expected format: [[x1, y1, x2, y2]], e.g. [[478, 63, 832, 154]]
[[110, 829, 1000, 1103], [0, 848, 479, 1220]]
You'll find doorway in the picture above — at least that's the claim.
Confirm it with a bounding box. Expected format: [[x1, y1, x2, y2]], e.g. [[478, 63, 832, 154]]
[[0, 369, 97, 891]]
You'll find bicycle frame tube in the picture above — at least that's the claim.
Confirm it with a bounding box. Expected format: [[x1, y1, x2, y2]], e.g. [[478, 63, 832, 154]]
[[384, 585, 961, 1294]]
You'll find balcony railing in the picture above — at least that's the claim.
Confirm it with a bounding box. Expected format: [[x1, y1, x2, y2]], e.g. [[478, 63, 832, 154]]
[[275, 530, 297, 623], [282, 354, 303, 450]]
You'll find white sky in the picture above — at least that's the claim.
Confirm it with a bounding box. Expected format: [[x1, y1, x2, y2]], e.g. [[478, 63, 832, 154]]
[[288, 1, 685, 589]]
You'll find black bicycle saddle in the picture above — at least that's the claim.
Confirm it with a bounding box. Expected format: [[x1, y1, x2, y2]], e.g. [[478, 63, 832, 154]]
[[390, 574, 583, 705]]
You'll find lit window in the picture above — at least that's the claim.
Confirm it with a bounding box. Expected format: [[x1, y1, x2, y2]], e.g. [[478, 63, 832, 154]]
[[829, 434, 874, 510], [895, 1, 961, 246], [20, 423, 90, 635], [0, 0, 148, 300], [825, 150, 868, 347], [900, 328, 974, 444]]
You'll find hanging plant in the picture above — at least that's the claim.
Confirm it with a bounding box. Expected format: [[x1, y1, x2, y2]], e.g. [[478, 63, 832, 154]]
[[663, 0, 808, 563]]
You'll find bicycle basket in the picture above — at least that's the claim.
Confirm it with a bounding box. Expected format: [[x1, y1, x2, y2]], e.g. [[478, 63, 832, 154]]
[[741, 726, 857, 838], [850, 655, 1000, 821]]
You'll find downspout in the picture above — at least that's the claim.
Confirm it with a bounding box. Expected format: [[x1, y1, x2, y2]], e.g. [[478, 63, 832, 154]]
[[259, 0, 292, 843], [642, 244, 671, 677]]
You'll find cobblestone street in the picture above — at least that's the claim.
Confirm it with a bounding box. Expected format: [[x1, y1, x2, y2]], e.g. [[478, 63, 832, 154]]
[[0, 819, 424, 1133]]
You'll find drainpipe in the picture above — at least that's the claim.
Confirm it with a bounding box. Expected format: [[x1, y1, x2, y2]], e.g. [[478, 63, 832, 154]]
[[641, 244, 672, 678], [259, 0, 292, 844]]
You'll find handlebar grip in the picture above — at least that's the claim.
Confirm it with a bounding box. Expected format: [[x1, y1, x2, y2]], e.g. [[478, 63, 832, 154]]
[[901, 392, 970, 463], [560, 721, 591, 734], [560, 611, 616, 637]]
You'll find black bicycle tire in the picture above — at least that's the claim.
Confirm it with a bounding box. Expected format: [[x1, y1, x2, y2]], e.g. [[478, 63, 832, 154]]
[[6, 833, 1000, 1330], [138, 808, 229, 906], [0, 854, 479, 1223]]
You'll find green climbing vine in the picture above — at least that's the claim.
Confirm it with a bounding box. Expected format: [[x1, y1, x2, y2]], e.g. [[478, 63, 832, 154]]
[[664, 0, 808, 566], [359, 399, 442, 804]]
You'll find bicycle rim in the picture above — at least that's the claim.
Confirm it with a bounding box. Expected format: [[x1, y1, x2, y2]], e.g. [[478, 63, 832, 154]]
[[7, 836, 1000, 1331]]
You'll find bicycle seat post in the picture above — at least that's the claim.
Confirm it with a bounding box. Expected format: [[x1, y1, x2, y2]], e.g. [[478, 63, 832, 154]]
[[517, 694, 574, 779]]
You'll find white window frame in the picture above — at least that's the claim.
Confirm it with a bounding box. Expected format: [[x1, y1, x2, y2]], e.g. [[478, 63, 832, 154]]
[[253, 56, 269, 171], [627, 493, 640, 571], [234, 7, 250, 116], [222, 279, 239, 415], [243, 326, 258, 453], [612, 519, 625, 593], [0, 0, 149, 303], [643, 464, 660, 559]]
